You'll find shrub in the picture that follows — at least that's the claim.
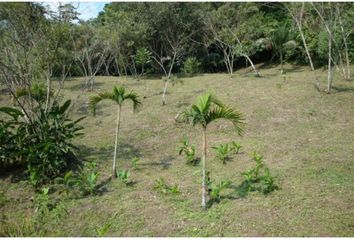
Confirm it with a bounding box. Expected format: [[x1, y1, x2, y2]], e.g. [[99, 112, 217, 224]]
[[182, 57, 201, 75], [0, 100, 84, 187]]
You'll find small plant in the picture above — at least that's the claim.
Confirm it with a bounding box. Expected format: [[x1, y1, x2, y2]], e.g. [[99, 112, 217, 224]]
[[76, 161, 99, 196], [131, 157, 140, 170], [116, 169, 130, 185], [153, 177, 181, 195], [230, 141, 242, 154], [96, 222, 113, 237], [34, 188, 51, 217], [212, 143, 232, 164], [55, 171, 77, 196], [240, 151, 278, 195], [178, 138, 198, 165], [182, 57, 201, 75], [209, 180, 232, 203]]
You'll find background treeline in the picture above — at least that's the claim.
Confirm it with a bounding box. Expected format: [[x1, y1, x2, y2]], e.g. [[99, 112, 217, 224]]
[[1, 2, 353, 89]]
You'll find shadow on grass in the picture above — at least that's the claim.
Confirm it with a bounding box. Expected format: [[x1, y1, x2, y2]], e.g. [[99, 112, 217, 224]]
[[206, 181, 251, 209], [76, 143, 142, 163], [140, 155, 176, 170], [331, 85, 354, 93], [69, 81, 104, 91]]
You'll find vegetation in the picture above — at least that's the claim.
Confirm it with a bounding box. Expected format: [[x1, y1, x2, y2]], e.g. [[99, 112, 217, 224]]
[[89, 86, 142, 178], [176, 93, 245, 209], [0, 1, 353, 237]]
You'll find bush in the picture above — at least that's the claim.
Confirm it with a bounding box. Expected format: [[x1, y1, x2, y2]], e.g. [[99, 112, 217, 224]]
[[182, 57, 201, 75], [0, 100, 84, 187]]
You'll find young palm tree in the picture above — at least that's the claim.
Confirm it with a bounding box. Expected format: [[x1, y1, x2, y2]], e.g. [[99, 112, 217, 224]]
[[176, 93, 245, 209], [89, 86, 142, 178]]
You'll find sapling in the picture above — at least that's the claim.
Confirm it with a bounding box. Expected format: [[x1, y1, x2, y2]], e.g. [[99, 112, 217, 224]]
[[178, 138, 198, 165], [230, 141, 242, 154], [212, 143, 232, 164]]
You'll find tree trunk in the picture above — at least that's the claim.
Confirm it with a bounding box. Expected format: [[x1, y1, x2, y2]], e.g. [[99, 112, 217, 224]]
[[280, 53, 284, 74], [327, 37, 333, 93], [112, 104, 121, 178], [201, 127, 207, 210], [242, 54, 260, 77], [162, 80, 169, 105]]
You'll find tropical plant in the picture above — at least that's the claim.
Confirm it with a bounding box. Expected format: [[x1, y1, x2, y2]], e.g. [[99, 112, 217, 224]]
[[271, 24, 295, 74], [182, 57, 201, 75], [153, 177, 181, 195], [212, 143, 232, 164], [76, 161, 99, 196], [55, 171, 77, 196], [230, 141, 242, 154], [208, 179, 232, 203], [178, 137, 198, 165], [89, 86, 142, 178], [240, 151, 278, 194], [116, 169, 130, 185], [131, 157, 140, 170], [0, 100, 84, 187], [176, 93, 245, 209]]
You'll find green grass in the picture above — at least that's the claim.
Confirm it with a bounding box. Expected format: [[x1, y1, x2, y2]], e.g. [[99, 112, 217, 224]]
[[1, 64, 354, 236]]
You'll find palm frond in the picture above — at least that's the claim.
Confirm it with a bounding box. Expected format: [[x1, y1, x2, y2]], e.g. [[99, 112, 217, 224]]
[[124, 91, 142, 112], [88, 92, 115, 116], [206, 105, 245, 136]]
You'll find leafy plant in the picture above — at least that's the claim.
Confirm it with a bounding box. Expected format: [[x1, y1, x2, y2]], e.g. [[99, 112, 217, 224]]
[[55, 171, 77, 195], [208, 180, 232, 203], [116, 169, 130, 185], [89, 86, 142, 179], [131, 157, 140, 170], [153, 177, 181, 195], [240, 151, 278, 195], [212, 143, 232, 164], [182, 57, 201, 75], [178, 138, 198, 165], [176, 93, 245, 209], [0, 100, 84, 187], [34, 188, 51, 218], [230, 141, 242, 154], [76, 161, 99, 196]]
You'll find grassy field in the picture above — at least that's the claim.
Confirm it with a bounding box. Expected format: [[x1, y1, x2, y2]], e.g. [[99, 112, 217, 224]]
[[1, 64, 354, 236]]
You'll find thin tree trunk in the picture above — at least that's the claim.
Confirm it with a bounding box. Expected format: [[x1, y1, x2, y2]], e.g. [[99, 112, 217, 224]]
[[327, 37, 333, 93], [201, 127, 207, 210], [242, 54, 260, 77], [162, 80, 169, 105], [112, 104, 121, 178], [280, 53, 284, 74]]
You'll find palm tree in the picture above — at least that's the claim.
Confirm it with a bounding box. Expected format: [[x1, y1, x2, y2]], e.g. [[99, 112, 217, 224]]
[[271, 25, 291, 74], [176, 93, 245, 209], [89, 86, 142, 178]]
